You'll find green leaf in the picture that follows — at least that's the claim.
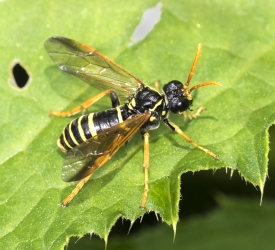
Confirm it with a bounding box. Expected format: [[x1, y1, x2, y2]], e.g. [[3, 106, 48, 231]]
[[67, 196, 275, 249], [1, 0, 274, 249]]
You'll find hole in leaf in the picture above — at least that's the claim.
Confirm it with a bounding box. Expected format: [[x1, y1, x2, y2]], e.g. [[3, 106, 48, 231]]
[[11, 61, 30, 88], [130, 2, 162, 45]]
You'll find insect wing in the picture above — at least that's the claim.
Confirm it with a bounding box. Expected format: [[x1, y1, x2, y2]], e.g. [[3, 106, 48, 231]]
[[61, 113, 150, 182], [44, 36, 144, 100]]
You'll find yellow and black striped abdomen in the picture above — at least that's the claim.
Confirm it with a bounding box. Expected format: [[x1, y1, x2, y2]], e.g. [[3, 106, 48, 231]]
[[57, 106, 128, 152]]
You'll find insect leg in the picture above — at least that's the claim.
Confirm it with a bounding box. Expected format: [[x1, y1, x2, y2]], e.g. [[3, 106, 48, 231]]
[[109, 90, 121, 108], [183, 106, 206, 119], [163, 118, 218, 159], [62, 173, 93, 206], [140, 131, 150, 209], [49, 89, 119, 117], [154, 80, 160, 91]]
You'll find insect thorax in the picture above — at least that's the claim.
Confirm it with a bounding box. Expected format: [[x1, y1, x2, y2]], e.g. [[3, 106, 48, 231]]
[[126, 86, 165, 131]]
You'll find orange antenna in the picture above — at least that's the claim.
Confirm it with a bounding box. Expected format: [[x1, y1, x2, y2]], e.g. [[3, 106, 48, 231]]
[[185, 81, 221, 96], [183, 43, 202, 90]]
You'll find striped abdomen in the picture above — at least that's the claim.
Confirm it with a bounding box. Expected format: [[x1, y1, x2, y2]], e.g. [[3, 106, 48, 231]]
[[58, 106, 128, 152]]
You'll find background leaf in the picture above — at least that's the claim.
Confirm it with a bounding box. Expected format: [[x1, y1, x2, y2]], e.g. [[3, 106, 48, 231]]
[[0, 0, 275, 249]]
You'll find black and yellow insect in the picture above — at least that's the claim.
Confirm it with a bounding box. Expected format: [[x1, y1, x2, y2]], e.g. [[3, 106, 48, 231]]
[[44, 36, 220, 208]]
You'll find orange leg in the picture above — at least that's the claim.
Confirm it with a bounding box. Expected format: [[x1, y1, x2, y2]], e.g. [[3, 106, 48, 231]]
[[49, 89, 116, 117], [62, 173, 93, 207], [164, 119, 218, 159], [183, 106, 206, 119], [154, 80, 160, 91], [140, 132, 150, 209]]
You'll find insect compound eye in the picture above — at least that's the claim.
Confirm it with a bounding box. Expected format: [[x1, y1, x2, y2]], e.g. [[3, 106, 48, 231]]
[[163, 80, 191, 113], [170, 96, 191, 113]]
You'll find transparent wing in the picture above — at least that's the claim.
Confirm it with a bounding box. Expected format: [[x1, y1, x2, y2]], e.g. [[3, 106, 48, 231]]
[[44, 36, 144, 100], [61, 113, 150, 182]]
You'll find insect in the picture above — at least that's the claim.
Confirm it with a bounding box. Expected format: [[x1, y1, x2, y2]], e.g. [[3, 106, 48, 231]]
[[44, 36, 220, 208]]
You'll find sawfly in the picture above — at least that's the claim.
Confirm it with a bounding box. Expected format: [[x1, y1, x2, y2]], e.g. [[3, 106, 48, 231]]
[[44, 36, 220, 208]]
